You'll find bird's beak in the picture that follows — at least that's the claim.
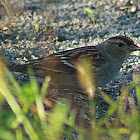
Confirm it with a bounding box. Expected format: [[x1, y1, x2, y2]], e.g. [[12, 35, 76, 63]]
[[129, 44, 140, 51]]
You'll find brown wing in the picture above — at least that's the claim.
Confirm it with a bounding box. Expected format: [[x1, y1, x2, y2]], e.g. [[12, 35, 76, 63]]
[[30, 46, 107, 74]]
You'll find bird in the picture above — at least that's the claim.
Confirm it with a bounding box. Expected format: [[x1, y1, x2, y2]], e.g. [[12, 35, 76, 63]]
[[9, 36, 140, 90]]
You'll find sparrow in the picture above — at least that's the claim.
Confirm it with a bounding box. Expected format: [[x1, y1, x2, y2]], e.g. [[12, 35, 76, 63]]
[[9, 36, 140, 90]]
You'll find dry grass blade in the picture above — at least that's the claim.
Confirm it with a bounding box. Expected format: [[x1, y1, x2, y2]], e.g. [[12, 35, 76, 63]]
[[76, 57, 96, 98]]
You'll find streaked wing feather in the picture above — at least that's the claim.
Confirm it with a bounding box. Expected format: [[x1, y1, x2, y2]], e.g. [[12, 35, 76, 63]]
[[29, 46, 107, 73]]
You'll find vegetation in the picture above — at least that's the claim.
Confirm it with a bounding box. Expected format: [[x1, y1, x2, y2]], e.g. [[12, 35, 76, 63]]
[[0, 59, 140, 140], [0, 0, 139, 139]]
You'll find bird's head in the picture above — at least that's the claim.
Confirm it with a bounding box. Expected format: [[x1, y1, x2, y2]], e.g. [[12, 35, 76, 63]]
[[103, 36, 140, 61]]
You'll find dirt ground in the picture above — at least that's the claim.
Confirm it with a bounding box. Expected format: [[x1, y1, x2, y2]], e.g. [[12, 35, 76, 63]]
[[0, 0, 140, 127]]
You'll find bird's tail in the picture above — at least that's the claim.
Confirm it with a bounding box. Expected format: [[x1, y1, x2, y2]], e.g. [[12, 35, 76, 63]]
[[8, 63, 30, 73], [8, 63, 45, 78]]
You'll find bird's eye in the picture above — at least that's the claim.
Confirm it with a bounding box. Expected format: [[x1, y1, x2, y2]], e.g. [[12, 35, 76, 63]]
[[116, 42, 124, 47]]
